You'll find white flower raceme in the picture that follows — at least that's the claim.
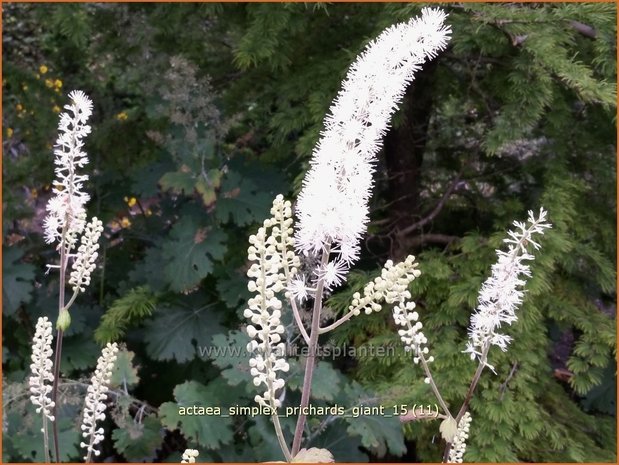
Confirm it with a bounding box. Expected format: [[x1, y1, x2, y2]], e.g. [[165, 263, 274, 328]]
[[393, 301, 433, 365], [69, 217, 104, 292], [181, 449, 199, 463], [447, 412, 472, 463], [295, 8, 451, 278], [29, 317, 55, 423], [80, 342, 119, 461], [44, 90, 94, 246], [245, 196, 299, 409], [465, 208, 551, 366], [349, 255, 421, 316]]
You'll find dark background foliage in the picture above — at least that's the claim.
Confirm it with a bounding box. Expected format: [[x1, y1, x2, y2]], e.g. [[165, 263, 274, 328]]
[[2, 2, 616, 462]]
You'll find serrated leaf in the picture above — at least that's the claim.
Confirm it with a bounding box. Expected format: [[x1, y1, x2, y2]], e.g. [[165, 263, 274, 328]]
[[215, 171, 273, 226], [208, 330, 253, 386], [110, 349, 140, 388], [60, 334, 100, 372], [216, 269, 251, 309], [2, 246, 35, 315], [440, 416, 458, 442], [162, 217, 227, 293], [159, 380, 234, 449], [12, 417, 80, 462], [159, 170, 195, 195], [344, 411, 406, 457], [310, 362, 342, 401], [112, 416, 163, 461], [145, 301, 224, 362], [293, 447, 335, 463]]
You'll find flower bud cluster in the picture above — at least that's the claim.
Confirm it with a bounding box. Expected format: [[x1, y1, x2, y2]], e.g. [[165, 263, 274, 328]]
[[349, 255, 421, 316], [29, 317, 55, 424], [245, 195, 297, 409], [447, 412, 472, 463], [69, 217, 104, 292], [181, 449, 199, 463], [80, 342, 119, 460], [392, 301, 432, 364]]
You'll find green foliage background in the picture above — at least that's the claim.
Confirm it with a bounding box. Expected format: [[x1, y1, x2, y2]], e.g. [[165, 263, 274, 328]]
[[2, 2, 616, 462]]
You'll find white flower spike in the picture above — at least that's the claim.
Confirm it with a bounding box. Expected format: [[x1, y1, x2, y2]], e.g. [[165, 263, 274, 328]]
[[465, 208, 551, 367], [44, 90, 94, 246], [295, 8, 451, 282], [80, 342, 119, 461], [29, 317, 56, 423]]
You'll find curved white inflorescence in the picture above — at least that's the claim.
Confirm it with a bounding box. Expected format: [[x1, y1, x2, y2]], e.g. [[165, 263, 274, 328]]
[[245, 196, 300, 409], [80, 342, 119, 461], [181, 449, 200, 463], [349, 256, 421, 316], [295, 8, 451, 283], [392, 301, 433, 365], [465, 208, 551, 368], [447, 412, 472, 463], [69, 217, 104, 292], [29, 317, 56, 424], [44, 90, 94, 246]]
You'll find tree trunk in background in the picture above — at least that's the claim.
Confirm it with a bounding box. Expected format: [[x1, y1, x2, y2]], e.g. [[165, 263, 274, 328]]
[[383, 60, 438, 260]]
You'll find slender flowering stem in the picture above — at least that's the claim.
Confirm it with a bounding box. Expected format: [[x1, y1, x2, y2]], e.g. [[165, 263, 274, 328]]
[[291, 248, 330, 457]]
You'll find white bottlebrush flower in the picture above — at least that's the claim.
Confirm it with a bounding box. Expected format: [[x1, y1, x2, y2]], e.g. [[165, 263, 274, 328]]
[[287, 275, 311, 302], [465, 208, 551, 366], [44, 90, 94, 246], [316, 259, 348, 290], [295, 8, 451, 279], [80, 342, 119, 461], [69, 217, 104, 292], [245, 196, 299, 409], [29, 317, 55, 423], [392, 301, 432, 364], [447, 412, 472, 463], [181, 449, 199, 463]]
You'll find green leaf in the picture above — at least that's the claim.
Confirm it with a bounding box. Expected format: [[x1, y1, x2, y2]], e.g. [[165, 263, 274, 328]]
[[162, 216, 227, 293], [159, 170, 195, 195], [310, 362, 342, 401], [345, 411, 406, 457], [159, 380, 234, 449], [2, 246, 35, 315], [60, 334, 101, 372], [110, 348, 140, 389], [208, 330, 253, 386], [145, 300, 224, 363], [12, 417, 80, 462], [215, 171, 273, 226], [112, 416, 163, 462]]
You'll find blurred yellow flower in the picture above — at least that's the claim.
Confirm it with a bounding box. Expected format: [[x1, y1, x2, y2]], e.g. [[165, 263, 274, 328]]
[[45, 79, 54, 88], [120, 217, 132, 228], [7, 128, 13, 137], [22, 84, 29, 91], [16, 103, 23, 111], [54, 79, 63, 89], [52, 105, 61, 113], [39, 65, 49, 74], [145, 208, 153, 217], [116, 111, 128, 121], [127, 197, 137, 207]]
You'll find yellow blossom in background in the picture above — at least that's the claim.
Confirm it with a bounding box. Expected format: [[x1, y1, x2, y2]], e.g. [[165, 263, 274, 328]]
[[7, 128, 14, 138], [52, 105, 61, 113], [120, 217, 132, 228], [126, 197, 137, 207], [22, 84, 29, 91], [45, 79, 54, 88], [54, 79, 63, 90], [39, 64, 48, 74], [145, 209, 153, 217], [116, 111, 128, 121], [16, 103, 23, 111]]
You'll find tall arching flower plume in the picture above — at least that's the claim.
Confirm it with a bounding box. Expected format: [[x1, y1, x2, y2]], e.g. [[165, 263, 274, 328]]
[[465, 208, 552, 368], [44, 90, 94, 246], [295, 7, 451, 281]]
